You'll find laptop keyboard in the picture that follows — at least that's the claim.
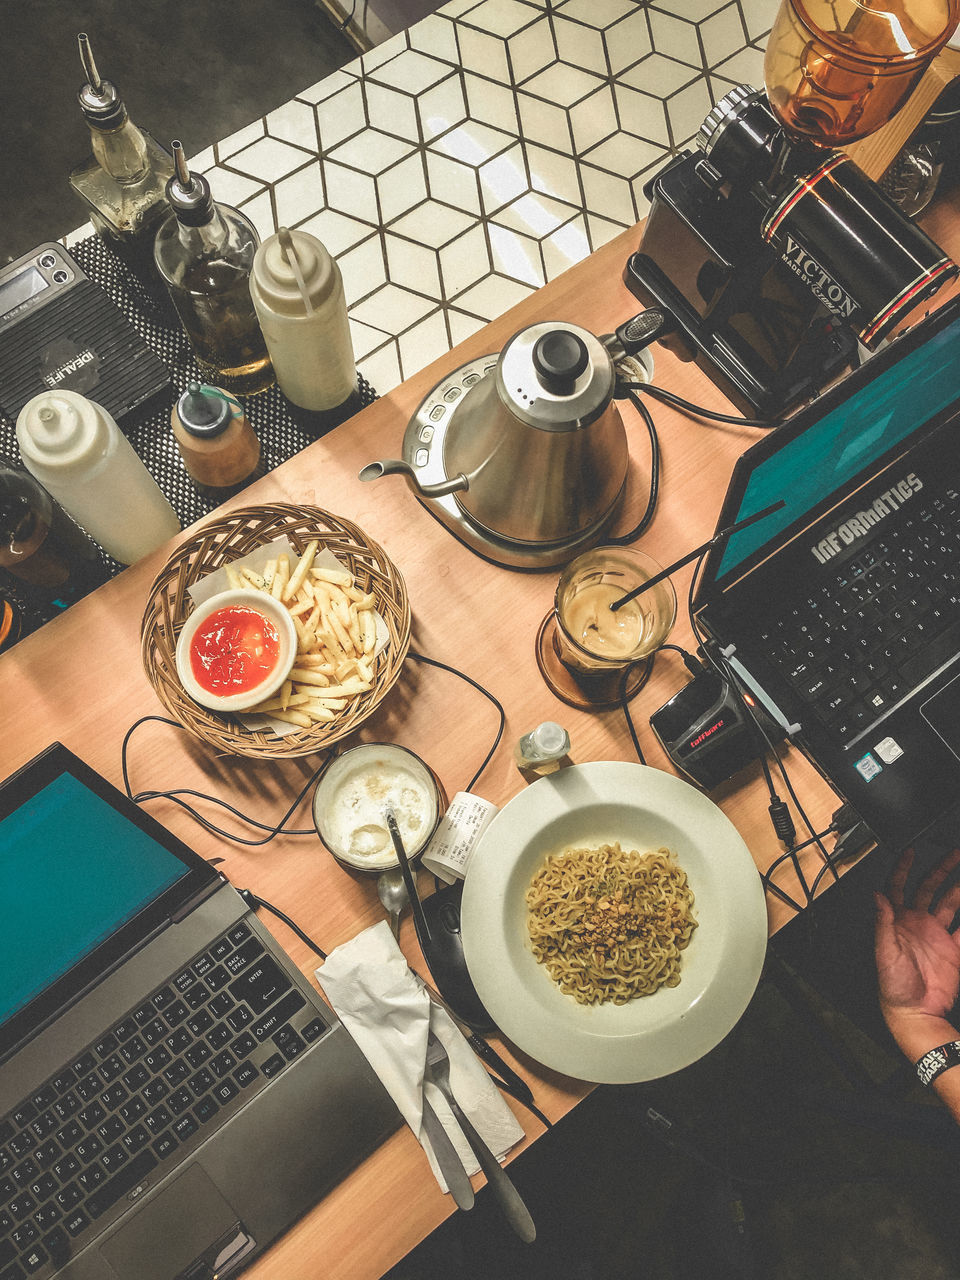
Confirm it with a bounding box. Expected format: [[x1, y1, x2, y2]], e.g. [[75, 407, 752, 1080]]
[[759, 486, 960, 741], [0, 922, 327, 1280]]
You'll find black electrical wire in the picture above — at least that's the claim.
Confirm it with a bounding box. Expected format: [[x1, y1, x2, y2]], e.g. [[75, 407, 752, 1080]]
[[618, 656, 656, 764], [689, 610, 810, 910], [740, 687, 843, 896], [648, 631, 808, 911], [121, 651, 505, 844], [238, 887, 328, 959], [805, 829, 870, 900], [688, 549, 846, 905], [619, 642, 708, 766], [685, 554, 820, 914], [792, 823, 844, 856], [621, 379, 777, 430], [614, 571, 807, 913], [407, 649, 504, 791], [121, 714, 328, 845], [657, 641, 704, 676], [759, 815, 847, 905], [336, 0, 361, 32], [606, 386, 661, 545], [615, 632, 809, 911]]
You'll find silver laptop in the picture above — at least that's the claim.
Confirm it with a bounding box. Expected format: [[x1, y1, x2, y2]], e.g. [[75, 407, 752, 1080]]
[[0, 743, 399, 1280]]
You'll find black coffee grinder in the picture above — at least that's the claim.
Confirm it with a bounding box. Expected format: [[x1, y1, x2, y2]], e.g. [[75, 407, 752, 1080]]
[[624, 82, 958, 419]]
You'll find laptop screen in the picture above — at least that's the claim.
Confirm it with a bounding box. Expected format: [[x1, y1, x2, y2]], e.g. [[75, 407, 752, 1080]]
[[711, 300, 960, 584], [1, 773, 191, 1028], [0, 744, 220, 1058]]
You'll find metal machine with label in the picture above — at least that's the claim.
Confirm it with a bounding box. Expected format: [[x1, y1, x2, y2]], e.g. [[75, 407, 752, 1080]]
[[0, 243, 170, 429]]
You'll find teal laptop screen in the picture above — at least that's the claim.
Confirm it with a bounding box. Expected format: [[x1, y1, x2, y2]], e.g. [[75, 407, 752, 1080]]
[[716, 312, 960, 580], [1, 773, 190, 1028]]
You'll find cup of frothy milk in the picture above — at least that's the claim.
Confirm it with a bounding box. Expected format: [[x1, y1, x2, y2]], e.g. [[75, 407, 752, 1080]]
[[312, 743, 441, 872]]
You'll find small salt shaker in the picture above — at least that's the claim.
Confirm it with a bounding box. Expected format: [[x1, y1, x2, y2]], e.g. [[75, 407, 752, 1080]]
[[514, 721, 571, 776]]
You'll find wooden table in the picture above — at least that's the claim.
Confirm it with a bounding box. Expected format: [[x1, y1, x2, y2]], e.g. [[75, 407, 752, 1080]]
[[3, 192, 959, 1278]]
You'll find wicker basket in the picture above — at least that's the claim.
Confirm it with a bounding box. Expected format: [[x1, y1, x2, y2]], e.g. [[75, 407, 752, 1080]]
[[140, 505, 411, 759]]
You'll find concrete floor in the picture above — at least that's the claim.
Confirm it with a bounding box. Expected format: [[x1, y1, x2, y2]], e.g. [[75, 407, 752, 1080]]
[[384, 973, 960, 1280], [386, 828, 960, 1280]]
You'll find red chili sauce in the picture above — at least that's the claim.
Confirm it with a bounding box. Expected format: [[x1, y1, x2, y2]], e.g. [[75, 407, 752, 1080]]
[[190, 605, 281, 696]]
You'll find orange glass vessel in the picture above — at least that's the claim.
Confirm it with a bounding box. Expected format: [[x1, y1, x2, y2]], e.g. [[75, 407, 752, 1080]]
[[764, 0, 960, 145]]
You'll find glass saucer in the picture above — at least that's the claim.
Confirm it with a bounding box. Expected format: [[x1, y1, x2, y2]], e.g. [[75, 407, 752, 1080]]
[[534, 609, 652, 709]]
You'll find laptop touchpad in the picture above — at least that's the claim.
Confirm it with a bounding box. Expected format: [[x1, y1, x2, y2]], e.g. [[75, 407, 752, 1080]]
[[921, 672, 960, 759], [99, 1163, 249, 1280]]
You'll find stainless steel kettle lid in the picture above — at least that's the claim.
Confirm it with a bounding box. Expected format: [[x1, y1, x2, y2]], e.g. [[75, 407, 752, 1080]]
[[497, 321, 615, 431]]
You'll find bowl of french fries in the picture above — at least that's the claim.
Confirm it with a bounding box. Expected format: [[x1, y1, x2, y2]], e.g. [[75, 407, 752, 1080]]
[[140, 504, 411, 758]]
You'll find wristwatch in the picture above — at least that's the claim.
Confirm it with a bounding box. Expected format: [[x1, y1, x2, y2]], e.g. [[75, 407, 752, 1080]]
[[915, 1041, 960, 1086]]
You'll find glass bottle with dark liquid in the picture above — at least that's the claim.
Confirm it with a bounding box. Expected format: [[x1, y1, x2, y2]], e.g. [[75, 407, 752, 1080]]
[[764, 0, 960, 146], [68, 33, 177, 321], [154, 143, 274, 396], [0, 464, 108, 607]]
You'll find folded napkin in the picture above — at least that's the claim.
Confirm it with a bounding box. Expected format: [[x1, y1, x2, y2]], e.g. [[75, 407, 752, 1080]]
[[316, 922, 524, 1192]]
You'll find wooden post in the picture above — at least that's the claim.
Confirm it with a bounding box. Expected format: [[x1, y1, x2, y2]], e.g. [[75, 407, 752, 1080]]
[[845, 44, 960, 181]]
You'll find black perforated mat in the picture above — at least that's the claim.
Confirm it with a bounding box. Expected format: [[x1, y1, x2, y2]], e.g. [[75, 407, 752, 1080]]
[[0, 234, 377, 641]]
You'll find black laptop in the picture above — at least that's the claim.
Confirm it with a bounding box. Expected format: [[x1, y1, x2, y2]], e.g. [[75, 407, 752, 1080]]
[[0, 743, 399, 1280], [694, 292, 960, 850]]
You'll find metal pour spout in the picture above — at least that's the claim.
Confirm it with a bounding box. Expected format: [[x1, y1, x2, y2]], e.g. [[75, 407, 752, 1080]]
[[78, 33, 102, 92], [358, 458, 468, 498], [76, 32, 125, 127]]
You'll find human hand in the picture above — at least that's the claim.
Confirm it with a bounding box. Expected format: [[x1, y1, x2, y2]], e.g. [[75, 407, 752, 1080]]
[[875, 847, 960, 1022]]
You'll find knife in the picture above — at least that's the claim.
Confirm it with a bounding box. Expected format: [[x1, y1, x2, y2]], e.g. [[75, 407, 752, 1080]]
[[425, 1031, 536, 1243], [419, 1096, 475, 1211]]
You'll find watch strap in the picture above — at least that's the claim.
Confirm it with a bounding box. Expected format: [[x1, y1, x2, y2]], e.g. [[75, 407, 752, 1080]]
[[915, 1041, 960, 1086]]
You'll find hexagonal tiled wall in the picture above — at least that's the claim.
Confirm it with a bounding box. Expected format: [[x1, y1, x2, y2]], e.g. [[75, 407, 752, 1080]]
[[70, 0, 776, 395]]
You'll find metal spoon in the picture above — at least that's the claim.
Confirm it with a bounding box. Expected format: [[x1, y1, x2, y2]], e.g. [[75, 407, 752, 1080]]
[[377, 866, 409, 940]]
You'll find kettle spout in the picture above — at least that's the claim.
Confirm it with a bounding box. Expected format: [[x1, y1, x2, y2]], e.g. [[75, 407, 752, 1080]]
[[358, 458, 468, 498]]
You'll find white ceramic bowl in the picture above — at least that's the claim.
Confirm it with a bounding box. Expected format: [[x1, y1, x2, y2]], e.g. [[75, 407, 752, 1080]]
[[461, 762, 768, 1084], [175, 588, 298, 713], [312, 743, 441, 872]]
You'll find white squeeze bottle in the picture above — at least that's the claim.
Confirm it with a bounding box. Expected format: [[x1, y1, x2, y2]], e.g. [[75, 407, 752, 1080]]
[[249, 226, 358, 414], [15, 389, 181, 565]]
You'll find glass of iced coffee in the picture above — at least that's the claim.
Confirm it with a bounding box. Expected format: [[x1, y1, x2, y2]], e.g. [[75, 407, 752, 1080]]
[[536, 547, 676, 708]]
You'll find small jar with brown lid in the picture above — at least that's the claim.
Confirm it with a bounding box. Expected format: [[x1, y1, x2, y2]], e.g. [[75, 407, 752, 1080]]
[[171, 382, 263, 499]]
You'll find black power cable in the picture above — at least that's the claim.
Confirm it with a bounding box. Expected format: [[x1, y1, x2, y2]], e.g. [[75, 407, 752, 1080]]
[[617, 655, 657, 763], [685, 549, 844, 913], [335, 0, 364, 33], [606, 386, 661, 546], [407, 649, 504, 792], [121, 714, 328, 844], [626, 636, 837, 914], [121, 651, 505, 842], [621, 379, 779, 430]]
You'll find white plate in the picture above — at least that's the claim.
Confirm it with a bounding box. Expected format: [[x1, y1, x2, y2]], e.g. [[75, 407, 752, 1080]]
[[461, 762, 767, 1084]]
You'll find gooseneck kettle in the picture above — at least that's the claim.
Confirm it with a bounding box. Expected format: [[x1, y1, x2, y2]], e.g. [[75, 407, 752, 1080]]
[[360, 314, 659, 558]]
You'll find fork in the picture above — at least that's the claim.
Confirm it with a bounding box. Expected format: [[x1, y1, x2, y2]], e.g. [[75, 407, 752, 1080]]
[[425, 1031, 536, 1243]]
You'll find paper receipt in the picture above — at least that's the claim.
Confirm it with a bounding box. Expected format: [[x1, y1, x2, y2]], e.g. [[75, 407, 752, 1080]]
[[421, 791, 498, 883]]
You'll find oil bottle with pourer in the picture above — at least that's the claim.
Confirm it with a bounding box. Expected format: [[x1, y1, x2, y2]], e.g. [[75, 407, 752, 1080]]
[[154, 142, 274, 396], [68, 33, 177, 320]]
